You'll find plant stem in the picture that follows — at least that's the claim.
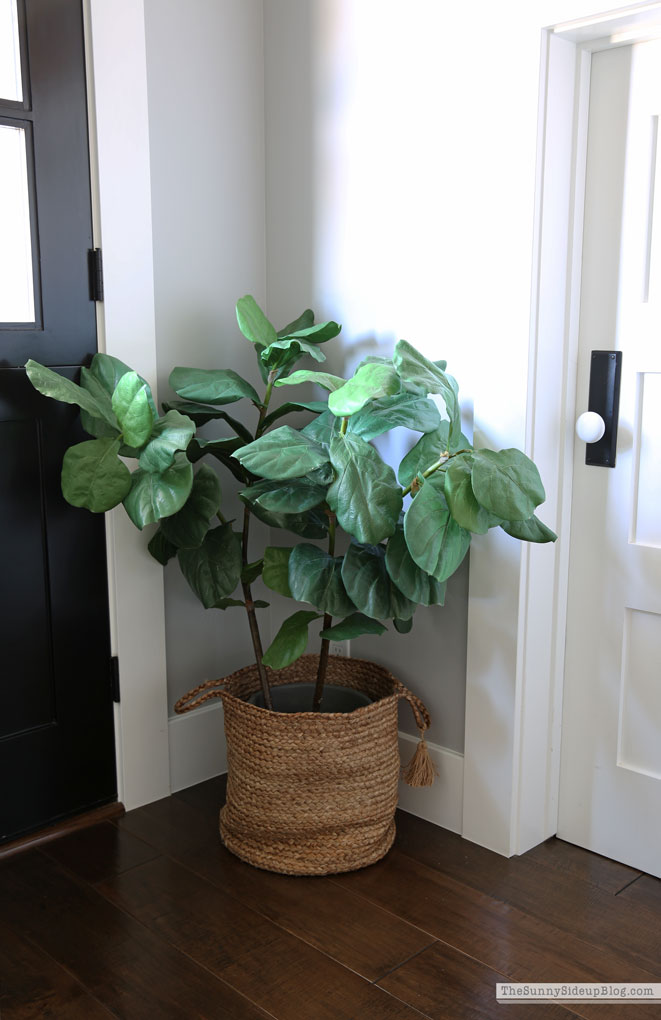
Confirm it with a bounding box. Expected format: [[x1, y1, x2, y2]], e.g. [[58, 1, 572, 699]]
[[240, 371, 277, 711], [313, 512, 336, 711], [340, 416, 348, 435]]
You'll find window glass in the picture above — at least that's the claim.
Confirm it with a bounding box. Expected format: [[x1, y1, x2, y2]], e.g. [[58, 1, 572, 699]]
[[0, 123, 35, 323], [0, 0, 23, 102]]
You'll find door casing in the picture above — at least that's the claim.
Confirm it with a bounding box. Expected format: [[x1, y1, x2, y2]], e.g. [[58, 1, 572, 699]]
[[85, 0, 170, 811]]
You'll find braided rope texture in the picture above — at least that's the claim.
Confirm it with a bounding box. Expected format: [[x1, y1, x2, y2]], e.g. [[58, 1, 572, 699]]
[[216, 654, 424, 875]]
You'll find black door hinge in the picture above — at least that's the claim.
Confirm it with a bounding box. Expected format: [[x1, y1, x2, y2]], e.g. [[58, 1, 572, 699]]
[[110, 655, 120, 703], [88, 248, 104, 302]]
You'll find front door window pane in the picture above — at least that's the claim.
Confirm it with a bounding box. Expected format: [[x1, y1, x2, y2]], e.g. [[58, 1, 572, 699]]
[[0, 123, 35, 322], [0, 0, 23, 102]]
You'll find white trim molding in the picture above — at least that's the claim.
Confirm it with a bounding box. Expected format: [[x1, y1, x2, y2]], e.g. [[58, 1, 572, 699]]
[[398, 734, 464, 834], [86, 0, 171, 810], [169, 703, 227, 794]]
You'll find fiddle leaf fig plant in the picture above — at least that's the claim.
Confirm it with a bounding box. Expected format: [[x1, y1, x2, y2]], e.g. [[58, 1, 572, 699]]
[[25, 295, 556, 712]]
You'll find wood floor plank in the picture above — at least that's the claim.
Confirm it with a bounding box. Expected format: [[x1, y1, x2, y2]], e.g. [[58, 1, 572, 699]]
[[616, 873, 661, 909], [97, 853, 428, 1020], [0, 851, 273, 1020], [0, 919, 114, 1019], [41, 821, 160, 884], [519, 836, 640, 895], [378, 941, 575, 1020], [395, 812, 639, 897], [393, 813, 661, 973], [120, 784, 436, 982], [116, 790, 220, 859], [332, 848, 661, 988], [185, 837, 437, 982], [173, 774, 226, 814]]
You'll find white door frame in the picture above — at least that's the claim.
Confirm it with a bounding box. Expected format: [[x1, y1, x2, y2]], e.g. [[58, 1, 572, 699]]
[[462, 3, 661, 857], [84, 0, 171, 811]]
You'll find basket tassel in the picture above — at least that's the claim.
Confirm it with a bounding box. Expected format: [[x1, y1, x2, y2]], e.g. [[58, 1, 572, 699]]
[[402, 731, 438, 787]]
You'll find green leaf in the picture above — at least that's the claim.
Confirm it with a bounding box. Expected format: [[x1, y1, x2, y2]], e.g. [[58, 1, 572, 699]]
[[89, 352, 134, 394], [501, 515, 557, 543], [348, 392, 441, 442], [404, 476, 471, 582], [398, 422, 472, 487], [393, 340, 461, 443], [79, 367, 120, 438], [279, 320, 341, 345], [186, 436, 244, 459], [215, 598, 247, 609], [471, 448, 546, 521], [233, 425, 329, 480], [177, 524, 242, 608], [444, 455, 502, 534], [261, 610, 321, 669], [261, 400, 328, 430], [320, 614, 387, 640], [385, 525, 447, 606], [147, 529, 177, 565], [241, 559, 264, 585], [236, 294, 278, 347], [260, 337, 327, 366], [123, 452, 194, 530], [262, 546, 293, 597], [186, 441, 249, 484], [277, 308, 314, 337], [25, 360, 117, 428], [162, 400, 252, 441], [328, 363, 401, 417], [111, 371, 154, 448], [240, 465, 332, 514], [393, 616, 414, 634], [61, 438, 131, 513], [169, 367, 261, 406], [159, 464, 222, 549], [301, 409, 340, 447], [393, 340, 451, 397], [288, 544, 356, 617], [138, 410, 195, 473], [327, 432, 402, 544], [341, 542, 415, 621], [274, 369, 346, 392], [89, 353, 159, 422], [246, 501, 328, 539]]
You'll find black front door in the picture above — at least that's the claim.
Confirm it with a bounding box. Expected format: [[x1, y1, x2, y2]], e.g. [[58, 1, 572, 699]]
[[0, 0, 117, 842]]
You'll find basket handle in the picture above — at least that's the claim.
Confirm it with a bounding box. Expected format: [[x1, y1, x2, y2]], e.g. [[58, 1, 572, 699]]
[[393, 680, 437, 788], [174, 677, 227, 715], [394, 680, 431, 734]]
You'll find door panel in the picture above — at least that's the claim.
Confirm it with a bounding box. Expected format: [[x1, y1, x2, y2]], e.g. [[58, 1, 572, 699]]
[[558, 41, 661, 876], [0, 0, 116, 843]]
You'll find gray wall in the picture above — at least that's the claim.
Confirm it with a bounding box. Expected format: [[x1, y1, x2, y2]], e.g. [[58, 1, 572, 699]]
[[144, 0, 270, 704]]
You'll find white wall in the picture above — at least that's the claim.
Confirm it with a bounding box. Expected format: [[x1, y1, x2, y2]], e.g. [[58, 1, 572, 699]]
[[143, 0, 269, 709]]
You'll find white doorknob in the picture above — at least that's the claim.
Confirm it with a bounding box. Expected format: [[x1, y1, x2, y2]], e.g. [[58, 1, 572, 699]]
[[576, 411, 606, 443]]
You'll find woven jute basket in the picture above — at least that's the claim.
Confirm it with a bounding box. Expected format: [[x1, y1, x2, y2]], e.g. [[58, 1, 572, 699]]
[[174, 654, 434, 876]]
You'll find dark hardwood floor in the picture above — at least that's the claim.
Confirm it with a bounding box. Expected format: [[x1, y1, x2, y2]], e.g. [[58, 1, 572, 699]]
[[2, 776, 660, 1019]]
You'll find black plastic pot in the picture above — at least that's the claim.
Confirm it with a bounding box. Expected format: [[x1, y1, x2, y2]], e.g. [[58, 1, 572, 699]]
[[247, 681, 372, 714]]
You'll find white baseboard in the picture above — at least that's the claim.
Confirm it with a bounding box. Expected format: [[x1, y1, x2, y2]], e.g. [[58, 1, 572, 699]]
[[397, 732, 464, 834], [169, 708, 464, 835], [168, 701, 226, 793]]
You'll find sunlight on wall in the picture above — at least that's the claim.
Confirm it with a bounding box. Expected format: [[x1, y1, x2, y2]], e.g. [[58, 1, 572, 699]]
[[311, 0, 539, 452]]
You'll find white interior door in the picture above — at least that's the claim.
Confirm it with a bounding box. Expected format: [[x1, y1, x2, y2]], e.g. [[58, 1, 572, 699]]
[[558, 39, 661, 876]]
